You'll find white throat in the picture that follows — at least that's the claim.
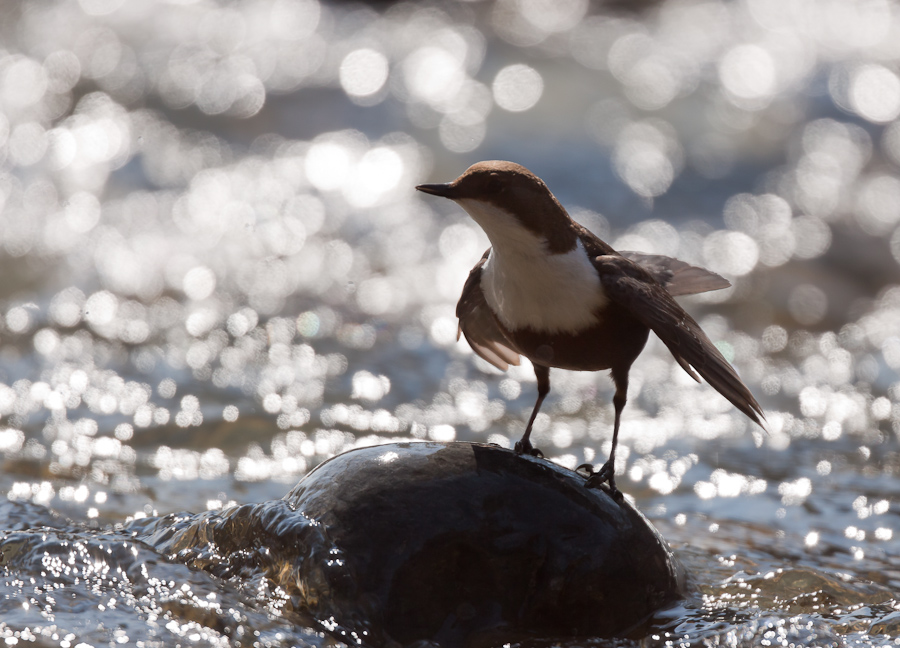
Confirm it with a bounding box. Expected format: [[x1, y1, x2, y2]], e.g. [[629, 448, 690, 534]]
[[456, 199, 608, 334]]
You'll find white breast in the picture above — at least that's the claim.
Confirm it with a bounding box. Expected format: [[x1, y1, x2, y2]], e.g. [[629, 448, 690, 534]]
[[455, 198, 608, 333], [481, 238, 608, 333]]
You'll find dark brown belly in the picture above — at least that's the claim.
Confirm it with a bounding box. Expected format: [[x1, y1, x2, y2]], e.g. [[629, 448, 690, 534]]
[[502, 308, 650, 373]]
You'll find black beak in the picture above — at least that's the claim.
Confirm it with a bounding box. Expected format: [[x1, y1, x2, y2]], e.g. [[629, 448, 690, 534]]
[[416, 182, 457, 198]]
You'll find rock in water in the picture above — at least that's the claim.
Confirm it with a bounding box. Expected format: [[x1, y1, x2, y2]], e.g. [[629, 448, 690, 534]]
[[284, 441, 685, 646]]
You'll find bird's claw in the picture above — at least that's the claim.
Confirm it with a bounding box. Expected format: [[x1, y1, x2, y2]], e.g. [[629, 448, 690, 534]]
[[579, 461, 623, 502], [514, 439, 544, 458]]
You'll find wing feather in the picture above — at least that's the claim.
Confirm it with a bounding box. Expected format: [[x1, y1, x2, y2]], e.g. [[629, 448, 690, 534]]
[[593, 254, 764, 427], [619, 251, 731, 296], [575, 223, 730, 296], [456, 249, 521, 371]]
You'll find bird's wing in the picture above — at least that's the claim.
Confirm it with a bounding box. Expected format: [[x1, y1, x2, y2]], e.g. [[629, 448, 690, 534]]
[[593, 254, 764, 427], [619, 251, 731, 296], [574, 224, 729, 296], [456, 250, 521, 371], [574, 223, 618, 257]]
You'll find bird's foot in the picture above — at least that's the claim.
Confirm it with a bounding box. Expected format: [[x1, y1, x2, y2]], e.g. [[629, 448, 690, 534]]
[[514, 439, 544, 458], [577, 461, 623, 502]]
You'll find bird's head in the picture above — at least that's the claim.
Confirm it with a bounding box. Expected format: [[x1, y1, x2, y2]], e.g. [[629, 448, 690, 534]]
[[416, 161, 577, 255]]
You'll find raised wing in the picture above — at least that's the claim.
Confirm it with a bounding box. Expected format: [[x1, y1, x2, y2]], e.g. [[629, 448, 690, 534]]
[[573, 223, 729, 296], [619, 251, 731, 297], [593, 254, 764, 427], [456, 250, 521, 371]]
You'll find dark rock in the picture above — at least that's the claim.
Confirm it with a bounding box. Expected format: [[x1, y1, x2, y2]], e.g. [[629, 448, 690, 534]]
[[284, 441, 685, 647]]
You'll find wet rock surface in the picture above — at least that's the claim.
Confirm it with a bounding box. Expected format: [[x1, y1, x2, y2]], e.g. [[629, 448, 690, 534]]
[[284, 441, 685, 646], [131, 441, 685, 647]]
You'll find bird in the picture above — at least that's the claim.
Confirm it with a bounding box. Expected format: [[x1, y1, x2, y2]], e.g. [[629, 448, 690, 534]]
[[416, 160, 764, 500]]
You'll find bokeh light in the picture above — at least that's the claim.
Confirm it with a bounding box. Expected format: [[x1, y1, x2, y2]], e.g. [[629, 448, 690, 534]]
[[339, 48, 390, 102], [613, 120, 683, 198], [719, 44, 777, 106], [849, 64, 900, 123], [492, 64, 543, 112]]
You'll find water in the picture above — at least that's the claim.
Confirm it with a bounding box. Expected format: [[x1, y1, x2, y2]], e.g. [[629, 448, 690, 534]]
[[1, 0, 899, 645]]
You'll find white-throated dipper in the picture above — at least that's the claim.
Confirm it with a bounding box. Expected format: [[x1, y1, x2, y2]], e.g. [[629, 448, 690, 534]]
[[417, 161, 764, 499]]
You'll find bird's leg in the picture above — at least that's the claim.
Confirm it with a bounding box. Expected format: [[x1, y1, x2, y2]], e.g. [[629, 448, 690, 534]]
[[584, 373, 627, 501], [515, 364, 549, 457]]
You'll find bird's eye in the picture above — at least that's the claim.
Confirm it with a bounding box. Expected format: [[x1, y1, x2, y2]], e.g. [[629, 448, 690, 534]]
[[485, 173, 504, 193]]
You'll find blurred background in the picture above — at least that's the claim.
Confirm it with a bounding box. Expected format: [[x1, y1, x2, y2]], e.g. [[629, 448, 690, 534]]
[[1, 0, 900, 645]]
